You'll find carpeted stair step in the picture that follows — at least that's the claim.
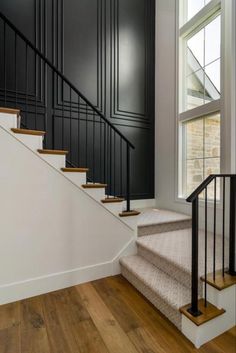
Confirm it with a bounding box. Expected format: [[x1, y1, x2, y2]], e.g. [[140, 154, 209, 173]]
[[136, 229, 229, 293], [120, 255, 191, 330], [137, 208, 191, 236]]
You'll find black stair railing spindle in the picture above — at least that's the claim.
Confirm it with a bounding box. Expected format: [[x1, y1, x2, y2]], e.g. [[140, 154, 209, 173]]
[[120, 138, 123, 197], [70, 87, 72, 162], [3, 21, 6, 106], [25, 44, 28, 127], [204, 187, 208, 307], [93, 110, 95, 182], [213, 178, 217, 281], [62, 77, 65, 150], [188, 196, 202, 317], [85, 103, 88, 176], [222, 177, 226, 276], [15, 32, 17, 110], [77, 96, 80, 166], [126, 144, 131, 212], [229, 176, 236, 275]]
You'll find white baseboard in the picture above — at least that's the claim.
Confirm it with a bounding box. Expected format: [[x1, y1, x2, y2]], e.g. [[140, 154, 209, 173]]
[[0, 238, 138, 305], [0, 262, 113, 305]]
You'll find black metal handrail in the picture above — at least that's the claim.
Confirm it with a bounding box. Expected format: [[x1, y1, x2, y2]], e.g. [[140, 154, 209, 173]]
[[186, 174, 236, 317], [0, 11, 135, 211]]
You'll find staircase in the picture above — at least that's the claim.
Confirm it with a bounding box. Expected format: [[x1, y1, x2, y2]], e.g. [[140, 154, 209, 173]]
[[120, 178, 236, 348], [0, 107, 140, 223]]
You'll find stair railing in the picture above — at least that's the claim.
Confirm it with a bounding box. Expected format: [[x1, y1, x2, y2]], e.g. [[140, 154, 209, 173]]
[[186, 174, 236, 317], [0, 11, 135, 212]]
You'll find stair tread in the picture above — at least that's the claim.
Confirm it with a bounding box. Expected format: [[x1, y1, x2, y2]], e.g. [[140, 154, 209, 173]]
[[38, 149, 68, 155], [137, 229, 229, 282], [138, 208, 191, 227], [0, 107, 20, 116], [120, 255, 191, 309], [119, 210, 140, 217], [61, 167, 89, 172], [11, 128, 46, 136], [82, 183, 107, 188], [101, 197, 125, 203]]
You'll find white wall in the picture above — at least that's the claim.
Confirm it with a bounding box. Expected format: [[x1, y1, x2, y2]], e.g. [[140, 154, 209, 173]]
[[0, 126, 135, 304]]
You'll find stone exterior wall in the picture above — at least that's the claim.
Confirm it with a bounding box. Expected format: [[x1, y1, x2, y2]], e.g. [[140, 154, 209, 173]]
[[185, 114, 220, 198]]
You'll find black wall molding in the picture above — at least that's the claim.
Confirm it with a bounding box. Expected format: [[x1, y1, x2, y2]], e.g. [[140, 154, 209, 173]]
[[0, 0, 155, 199]]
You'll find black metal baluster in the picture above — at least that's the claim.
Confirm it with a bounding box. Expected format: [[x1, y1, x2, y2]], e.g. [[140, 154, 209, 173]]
[[120, 138, 123, 197], [70, 87, 72, 163], [222, 177, 226, 276], [100, 117, 102, 183], [110, 126, 112, 196], [188, 196, 201, 316], [4, 22, 6, 106], [114, 131, 116, 197], [213, 178, 217, 281], [126, 144, 131, 212], [25, 44, 28, 127], [229, 176, 236, 275], [77, 95, 80, 166], [15, 33, 17, 110], [104, 123, 107, 189], [93, 110, 95, 182], [35, 51, 38, 130], [85, 104, 88, 179], [204, 187, 208, 307], [62, 78, 64, 149]]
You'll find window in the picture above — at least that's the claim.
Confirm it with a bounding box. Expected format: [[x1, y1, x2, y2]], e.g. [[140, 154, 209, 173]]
[[178, 0, 221, 198]]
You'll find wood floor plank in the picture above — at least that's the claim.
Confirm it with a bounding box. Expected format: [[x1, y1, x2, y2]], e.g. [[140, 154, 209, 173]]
[[0, 327, 20, 353], [71, 319, 110, 353], [0, 302, 20, 330], [20, 296, 51, 353], [76, 282, 139, 353], [93, 277, 167, 353], [105, 276, 195, 353]]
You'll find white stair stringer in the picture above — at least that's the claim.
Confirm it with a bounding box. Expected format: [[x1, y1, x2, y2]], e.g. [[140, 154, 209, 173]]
[[120, 255, 191, 330], [0, 110, 139, 229]]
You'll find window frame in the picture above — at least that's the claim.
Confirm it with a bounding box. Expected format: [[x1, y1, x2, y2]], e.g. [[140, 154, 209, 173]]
[[177, 0, 222, 199]]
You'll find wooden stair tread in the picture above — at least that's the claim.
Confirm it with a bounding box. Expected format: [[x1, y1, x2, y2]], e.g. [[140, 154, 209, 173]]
[[11, 128, 46, 136], [61, 168, 89, 173], [201, 270, 236, 290], [119, 210, 140, 217], [101, 197, 125, 203], [82, 183, 107, 189], [0, 107, 20, 116], [179, 299, 225, 326], [38, 149, 68, 155]]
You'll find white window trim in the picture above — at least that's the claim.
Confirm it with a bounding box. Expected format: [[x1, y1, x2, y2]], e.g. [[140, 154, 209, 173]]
[[175, 0, 235, 205]]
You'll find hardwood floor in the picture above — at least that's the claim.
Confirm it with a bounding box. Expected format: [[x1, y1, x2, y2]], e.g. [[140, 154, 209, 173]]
[[0, 275, 235, 353]]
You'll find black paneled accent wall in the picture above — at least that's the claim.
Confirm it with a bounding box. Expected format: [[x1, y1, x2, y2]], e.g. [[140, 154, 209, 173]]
[[0, 0, 155, 199]]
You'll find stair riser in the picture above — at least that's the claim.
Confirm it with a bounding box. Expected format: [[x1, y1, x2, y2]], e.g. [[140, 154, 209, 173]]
[[138, 219, 192, 237], [83, 187, 106, 201], [39, 154, 66, 169], [0, 113, 18, 130], [121, 264, 182, 330], [137, 244, 203, 295], [63, 173, 87, 186], [102, 202, 123, 215], [12, 133, 43, 150]]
